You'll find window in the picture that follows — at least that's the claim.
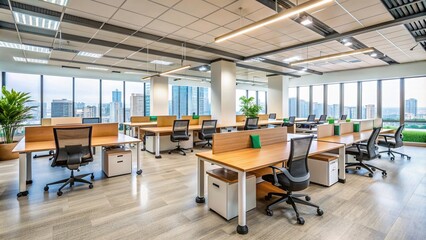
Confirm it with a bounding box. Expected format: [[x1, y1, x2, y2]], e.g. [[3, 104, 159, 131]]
[[43, 75, 73, 118], [5, 72, 41, 125], [361, 81, 377, 119], [299, 86, 309, 118], [258, 91, 266, 114], [188, 86, 197, 116], [382, 79, 400, 127], [404, 77, 426, 129], [327, 84, 340, 119], [289, 87, 297, 117], [75, 78, 100, 118], [125, 81, 144, 122], [236, 89, 246, 114], [344, 82, 358, 119], [312, 85, 324, 117], [145, 83, 150, 116], [102, 80, 123, 123], [198, 87, 211, 115]]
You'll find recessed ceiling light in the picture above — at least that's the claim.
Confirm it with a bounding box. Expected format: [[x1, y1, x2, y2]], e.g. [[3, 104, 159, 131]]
[[370, 52, 378, 57], [13, 56, 48, 64], [13, 57, 26, 62], [13, 11, 60, 30], [344, 41, 353, 47], [150, 60, 173, 66], [283, 56, 301, 63], [300, 16, 313, 25], [199, 66, 208, 71], [77, 51, 103, 58], [0, 41, 51, 53], [245, 57, 264, 62], [87, 66, 108, 71], [42, 0, 69, 6]]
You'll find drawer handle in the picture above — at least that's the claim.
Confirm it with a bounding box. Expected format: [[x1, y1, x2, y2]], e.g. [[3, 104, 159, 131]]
[[117, 160, 123, 163], [212, 183, 220, 188], [117, 155, 123, 157]]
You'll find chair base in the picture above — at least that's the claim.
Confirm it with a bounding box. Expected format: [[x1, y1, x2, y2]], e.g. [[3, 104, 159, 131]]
[[201, 140, 212, 148], [168, 142, 193, 156], [44, 170, 94, 196], [264, 191, 323, 225], [378, 148, 411, 161], [345, 161, 387, 177]]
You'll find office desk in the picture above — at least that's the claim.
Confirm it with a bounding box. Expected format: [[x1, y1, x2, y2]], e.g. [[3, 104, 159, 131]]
[[317, 129, 393, 146], [123, 121, 157, 138], [195, 140, 345, 234], [12, 133, 142, 197], [140, 120, 284, 158]]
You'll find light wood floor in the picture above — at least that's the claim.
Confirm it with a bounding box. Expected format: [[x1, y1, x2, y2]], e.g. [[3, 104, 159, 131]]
[[0, 145, 425, 240]]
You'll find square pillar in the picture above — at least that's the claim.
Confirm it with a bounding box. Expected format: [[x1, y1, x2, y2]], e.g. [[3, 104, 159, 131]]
[[211, 60, 236, 125], [150, 76, 169, 115], [267, 75, 290, 119]]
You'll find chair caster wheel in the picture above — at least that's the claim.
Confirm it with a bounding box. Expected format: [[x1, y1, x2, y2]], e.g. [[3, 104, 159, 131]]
[[368, 173, 373, 177], [305, 196, 311, 201], [57, 191, 63, 196], [91, 174, 94, 180], [356, 167, 361, 170], [183, 153, 186, 156], [89, 184, 93, 189], [44, 186, 49, 192], [17, 191, 29, 197], [345, 169, 349, 173], [266, 209, 273, 216], [377, 155, 381, 159], [387, 152, 390, 156], [317, 208, 324, 216], [136, 169, 143, 175], [265, 195, 271, 201], [297, 217, 305, 225], [407, 157, 411, 160], [382, 171, 387, 176], [191, 149, 193, 152], [390, 157, 395, 161], [168, 152, 171, 154], [371, 168, 376, 171]]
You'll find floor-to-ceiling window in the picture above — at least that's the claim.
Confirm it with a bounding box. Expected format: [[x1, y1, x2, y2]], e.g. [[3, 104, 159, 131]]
[[327, 84, 340, 119], [258, 91, 266, 114], [145, 83, 150, 116], [382, 79, 400, 127], [289, 87, 297, 117], [298, 86, 309, 118], [236, 89, 246, 114], [43, 75, 73, 118], [101, 80, 123, 123], [198, 87, 211, 115], [75, 78, 100, 118], [169, 85, 212, 118], [344, 82, 358, 119], [312, 85, 324, 117], [405, 77, 426, 129], [361, 81, 377, 119], [125, 81, 145, 122], [187, 86, 198, 116]]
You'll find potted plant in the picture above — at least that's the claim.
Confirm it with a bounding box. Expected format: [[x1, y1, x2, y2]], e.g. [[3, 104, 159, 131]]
[[0, 87, 36, 161], [239, 96, 262, 118]]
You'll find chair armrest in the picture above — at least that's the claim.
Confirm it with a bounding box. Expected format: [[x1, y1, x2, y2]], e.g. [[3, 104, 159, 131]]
[[269, 166, 310, 186]]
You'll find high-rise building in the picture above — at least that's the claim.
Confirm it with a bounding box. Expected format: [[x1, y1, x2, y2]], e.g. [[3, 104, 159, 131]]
[[364, 104, 376, 119], [51, 99, 73, 117], [199, 87, 211, 115], [405, 98, 417, 118], [130, 93, 145, 116], [289, 98, 297, 116], [112, 89, 122, 103], [110, 89, 122, 122], [84, 106, 97, 118], [327, 104, 339, 119], [145, 83, 150, 116], [345, 106, 357, 119], [299, 99, 309, 117]]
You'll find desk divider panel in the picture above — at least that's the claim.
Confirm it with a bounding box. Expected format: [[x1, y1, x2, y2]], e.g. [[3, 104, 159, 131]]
[[340, 122, 354, 135], [198, 115, 212, 123], [258, 114, 268, 121], [374, 118, 383, 128], [25, 123, 118, 142], [181, 116, 199, 125], [236, 115, 246, 122], [359, 120, 374, 131], [41, 117, 82, 126], [130, 116, 150, 123], [212, 127, 287, 154], [317, 124, 334, 138], [157, 116, 177, 127]]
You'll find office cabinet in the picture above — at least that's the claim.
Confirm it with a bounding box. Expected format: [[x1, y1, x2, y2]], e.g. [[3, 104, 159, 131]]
[[308, 154, 338, 187], [102, 148, 132, 177], [207, 168, 256, 220]]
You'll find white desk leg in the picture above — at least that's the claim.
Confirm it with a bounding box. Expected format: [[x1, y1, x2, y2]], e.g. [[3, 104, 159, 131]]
[[237, 171, 248, 234], [136, 142, 142, 175], [26, 152, 32, 184], [195, 158, 205, 203], [155, 132, 161, 158], [338, 145, 346, 183], [17, 153, 29, 197]]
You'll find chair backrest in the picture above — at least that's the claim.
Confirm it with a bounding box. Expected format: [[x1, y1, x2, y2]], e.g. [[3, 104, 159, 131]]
[[53, 126, 93, 167], [201, 120, 217, 135], [318, 115, 327, 123], [287, 135, 314, 178], [394, 124, 405, 146], [82, 117, 100, 124], [172, 120, 189, 137], [244, 117, 259, 130], [268, 113, 276, 120], [366, 127, 381, 158], [340, 115, 347, 120], [307, 114, 316, 122], [288, 116, 296, 124]]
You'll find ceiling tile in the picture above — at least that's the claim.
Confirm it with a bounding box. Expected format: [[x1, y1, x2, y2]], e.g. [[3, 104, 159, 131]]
[[67, 0, 117, 19], [144, 19, 181, 34], [174, 0, 219, 18], [204, 9, 240, 26], [186, 19, 219, 33], [158, 9, 198, 27], [112, 9, 153, 28], [121, 0, 168, 18], [93, 0, 126, 7]]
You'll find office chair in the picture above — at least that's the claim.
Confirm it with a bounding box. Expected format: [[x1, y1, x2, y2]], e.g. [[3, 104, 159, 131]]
[[262, 135, 323, 225], [169, 120, 193, 156], [198, 120, 217, 148], [268, 113, 277, 120], [317, 115, 327, 124], [345, 127, 387, 177], [282, 116, 296, 127], [307, 114, 316, 122], [340, 115, 347, 120], [377, 124, 411, 161], [244, 117, 259, 130], [82, 117, 100, 124], [299, 114, 316, 129], [44, 127, 94, 196]]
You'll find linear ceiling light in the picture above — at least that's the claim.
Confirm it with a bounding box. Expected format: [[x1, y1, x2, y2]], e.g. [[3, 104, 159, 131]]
[[13, 57, 48, 64], [77, 51, 103, 58], [0, 41, 51, 53], [13, 12, 60, 30], [42, 0, 69, 6], [87, 66, 108, 71], [215, 0, 333, 43], [159, 65, 191, 76], [290, 48, 375, 66], [150, 60, 173, 65]]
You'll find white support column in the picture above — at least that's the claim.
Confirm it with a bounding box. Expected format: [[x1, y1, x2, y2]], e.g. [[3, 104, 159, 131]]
[[267, 75, 290, 119], [211, 60, 237, 125], [150, 76, 169, 115]]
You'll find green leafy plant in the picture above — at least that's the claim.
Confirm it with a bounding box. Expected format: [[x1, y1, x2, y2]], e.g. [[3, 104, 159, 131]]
[[0, 87, 35, 144], [239, 96, 262, 118]]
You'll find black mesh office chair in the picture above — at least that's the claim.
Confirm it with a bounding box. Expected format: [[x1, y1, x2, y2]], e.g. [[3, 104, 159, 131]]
[[169, 120, 193, 155], [378, 124, 411, 161], [307, 114, 316, 122], [345, 127, 387, 177], [82, 117, 100, 124], [199, 120, 217, 148], [282, 116, 296, 127], [44, 127, 94, 196], [340, 115, 347, 120], [244, 117, 259, 130], [262, 136, 323, 225], [317, 115, 327, 124], [268, 113, 277, 120]]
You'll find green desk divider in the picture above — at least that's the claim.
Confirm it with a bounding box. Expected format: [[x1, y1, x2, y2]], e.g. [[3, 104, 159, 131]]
[[149, 116, 157, 121], [192, 115, 199, 119], [334, 125, 340, 135], [328, 119, 335, 124], [353, 123, 360, 132], [250, 135, 261, 149], [346, 119, 351, 122], [283, 118, 289, 123]]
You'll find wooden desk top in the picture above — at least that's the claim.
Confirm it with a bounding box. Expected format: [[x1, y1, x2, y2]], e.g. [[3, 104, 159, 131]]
[[196, 141, 343, 172], [122, 122, 157, 127], [317, 129, 392, 146], [13, 133, 141, 153]]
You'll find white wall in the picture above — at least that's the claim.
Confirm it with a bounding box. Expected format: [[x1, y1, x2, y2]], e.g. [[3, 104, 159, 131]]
[[211, 60, 236, 125], [150, 76, 169, 115]]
